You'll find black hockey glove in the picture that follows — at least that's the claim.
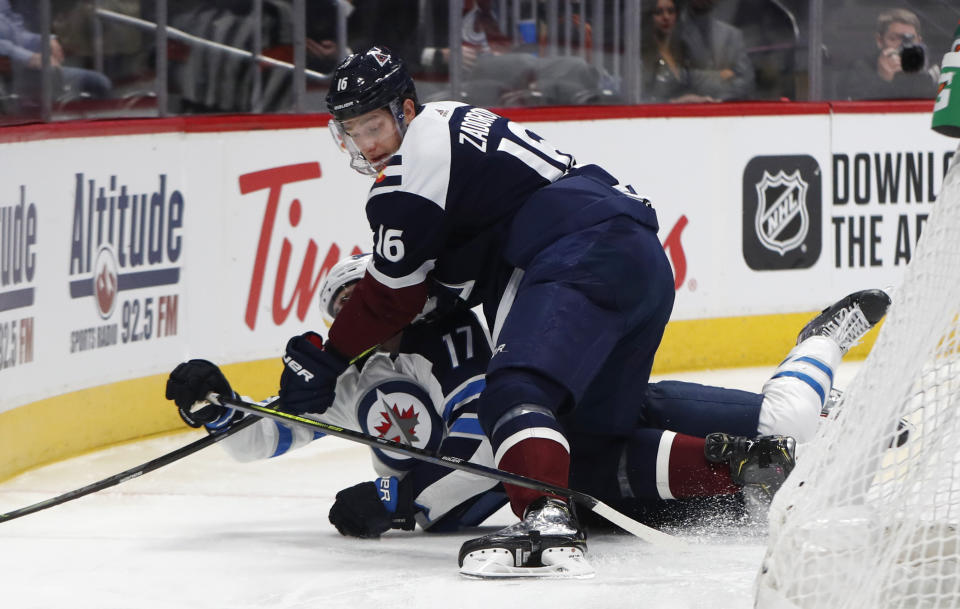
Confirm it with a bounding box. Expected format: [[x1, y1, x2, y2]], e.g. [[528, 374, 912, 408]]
[[165, 359, 239, 430], [328, 477, 416, 539], [279, 331, 349, 415]]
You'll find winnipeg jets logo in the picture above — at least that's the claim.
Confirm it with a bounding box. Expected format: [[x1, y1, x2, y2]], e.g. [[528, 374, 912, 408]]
[[373, 389, 420, 444], [367, 47, 391, 67], [358, 380, 441, 468], [754, 169, 809, 255]]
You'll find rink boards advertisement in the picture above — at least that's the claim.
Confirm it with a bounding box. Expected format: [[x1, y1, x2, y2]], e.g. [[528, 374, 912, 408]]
[[0, 131, 371, 411], [0, 103, 955, 479]]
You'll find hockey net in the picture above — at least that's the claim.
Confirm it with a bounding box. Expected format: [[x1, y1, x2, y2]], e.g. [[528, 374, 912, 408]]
[[755, 144, 960, 609]]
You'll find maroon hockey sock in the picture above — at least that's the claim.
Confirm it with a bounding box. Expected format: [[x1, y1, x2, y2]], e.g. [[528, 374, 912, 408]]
[[498, 438, 571, 517], [666, 433, 739, 498]]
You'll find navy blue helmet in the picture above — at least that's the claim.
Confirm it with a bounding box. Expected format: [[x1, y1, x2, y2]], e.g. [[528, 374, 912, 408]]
[[325, 46, 417, 121]]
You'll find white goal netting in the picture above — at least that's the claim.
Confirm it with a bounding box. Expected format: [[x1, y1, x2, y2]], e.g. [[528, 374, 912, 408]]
[[755, 144, 960, 609]]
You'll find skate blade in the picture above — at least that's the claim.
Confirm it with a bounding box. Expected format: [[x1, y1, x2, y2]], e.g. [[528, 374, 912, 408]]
[[459, 547, 596, 579]]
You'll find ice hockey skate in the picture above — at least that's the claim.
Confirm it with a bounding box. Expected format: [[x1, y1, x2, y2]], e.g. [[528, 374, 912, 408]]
[[797, 289, 892, 353], [458, 497, 595, 579], [704, 433, 797, 502]]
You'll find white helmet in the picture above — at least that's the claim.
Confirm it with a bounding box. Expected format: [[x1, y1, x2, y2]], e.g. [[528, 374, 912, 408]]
[[319, 253, 371, 327]]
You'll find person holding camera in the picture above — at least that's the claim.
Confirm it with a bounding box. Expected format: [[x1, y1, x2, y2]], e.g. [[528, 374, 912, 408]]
[[837, 8, 938, 101]]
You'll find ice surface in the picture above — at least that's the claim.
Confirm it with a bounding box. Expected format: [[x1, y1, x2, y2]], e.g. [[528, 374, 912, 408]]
[[0, 365, 860, 609]]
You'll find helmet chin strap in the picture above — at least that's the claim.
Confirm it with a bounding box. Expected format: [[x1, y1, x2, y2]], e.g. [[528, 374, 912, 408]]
[[389, 98, 410, 138], [349, 156, 379, 175]]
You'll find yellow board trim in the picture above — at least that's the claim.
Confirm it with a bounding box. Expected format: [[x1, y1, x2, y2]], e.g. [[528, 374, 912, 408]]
[[653, 312, 879, 374], [0, 360, 282, 484], [0, 313, 881, 484]]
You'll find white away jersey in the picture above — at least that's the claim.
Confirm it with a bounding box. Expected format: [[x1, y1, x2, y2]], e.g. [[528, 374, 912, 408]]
[[218, 308, 502, 530]]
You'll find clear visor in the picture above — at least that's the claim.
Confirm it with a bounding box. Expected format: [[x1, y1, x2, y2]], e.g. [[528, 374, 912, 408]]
[[328, 108, 405, 176]]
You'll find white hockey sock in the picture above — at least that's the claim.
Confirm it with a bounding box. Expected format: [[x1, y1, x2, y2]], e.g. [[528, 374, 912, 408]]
[[757, 336, 842, 443]]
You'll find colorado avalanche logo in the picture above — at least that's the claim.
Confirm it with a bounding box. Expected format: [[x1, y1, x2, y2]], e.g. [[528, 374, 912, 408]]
[[93, 245, 119, 319], [358, 380, 442, 471], [367, 47, 391, 67], [754, 169, 809, 255]]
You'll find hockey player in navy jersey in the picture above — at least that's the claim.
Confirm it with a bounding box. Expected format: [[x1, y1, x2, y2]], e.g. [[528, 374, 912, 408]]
[[166, 251, 891, 577], [280, 47, 674, 566], [263, 46, 895, 577], [277, 45, 680, 575]]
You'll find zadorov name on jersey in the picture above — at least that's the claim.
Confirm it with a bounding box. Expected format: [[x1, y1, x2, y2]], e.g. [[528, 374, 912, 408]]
[[69, 173, 184, 275], [457, 107, 499, 152]]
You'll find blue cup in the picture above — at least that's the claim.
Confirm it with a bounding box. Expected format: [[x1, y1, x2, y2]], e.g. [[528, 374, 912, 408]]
[[517, 19, 536, 44]]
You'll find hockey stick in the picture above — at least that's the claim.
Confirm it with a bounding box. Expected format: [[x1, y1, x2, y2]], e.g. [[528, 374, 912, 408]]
[[213, 393, 687, 549], [0, 410, 262, 523]]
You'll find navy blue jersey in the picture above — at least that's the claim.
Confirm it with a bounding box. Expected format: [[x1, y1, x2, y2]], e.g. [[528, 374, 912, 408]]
[[399, 305, 490, 417], [329, 101, 659, 357], [363, 102, 574, 305], [394, 307, 508, 530]]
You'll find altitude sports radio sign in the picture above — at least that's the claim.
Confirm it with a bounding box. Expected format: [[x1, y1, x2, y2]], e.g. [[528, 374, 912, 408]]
[[67, 173, 183, 354], [0, 184, 37, 373]]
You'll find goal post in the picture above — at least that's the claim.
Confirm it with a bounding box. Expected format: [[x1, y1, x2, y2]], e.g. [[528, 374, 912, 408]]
[[755, 143, 960, 609]]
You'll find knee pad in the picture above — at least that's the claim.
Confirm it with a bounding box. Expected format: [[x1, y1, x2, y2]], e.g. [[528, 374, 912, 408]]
[[476, 368, 569, 438]]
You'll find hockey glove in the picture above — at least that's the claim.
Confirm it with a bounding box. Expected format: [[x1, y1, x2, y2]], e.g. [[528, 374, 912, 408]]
[[328, 477, 416, 538], [165, 359, 239, 430], [279, 331, 349, 415]]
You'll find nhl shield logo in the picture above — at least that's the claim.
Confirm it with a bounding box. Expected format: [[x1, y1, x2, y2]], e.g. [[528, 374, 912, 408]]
[[742, 155, 821, 271], [754, 169, 809, 255]]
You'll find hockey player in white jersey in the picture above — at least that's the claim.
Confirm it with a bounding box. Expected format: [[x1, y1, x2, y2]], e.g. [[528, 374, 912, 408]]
[[168, 254, 503, 536], [167, 248, 891, 577]]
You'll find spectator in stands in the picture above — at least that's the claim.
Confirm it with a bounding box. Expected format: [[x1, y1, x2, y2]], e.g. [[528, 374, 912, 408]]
[[726, 0, 803, 100], [348, 0, 422, 73], [306, 0, 350, 74], [0, 0, 111, 105], [677, 0, 754, 101], [52, 0, 148, 88], [417, 0, 514, 76], [642, 0, 716, 103], [642, 0, 685, 101], [415, 0, 617, 107], [835, 8, 938, 101], [167, 1, 251, 113], [167, 0, 346, 113]]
